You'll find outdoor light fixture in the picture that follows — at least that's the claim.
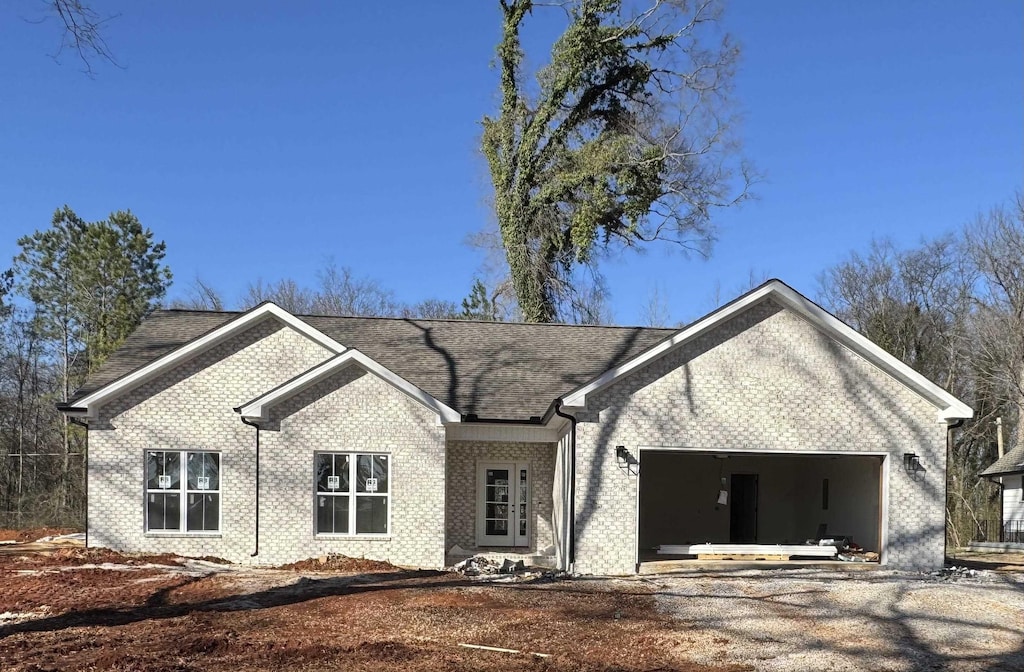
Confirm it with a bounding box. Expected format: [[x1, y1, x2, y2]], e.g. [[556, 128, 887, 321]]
[[903, 452, 923, 473], [615, 445, 628, 465]]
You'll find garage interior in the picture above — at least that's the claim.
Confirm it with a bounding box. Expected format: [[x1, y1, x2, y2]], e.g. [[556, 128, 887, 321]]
[[638, 451, 883, 562]]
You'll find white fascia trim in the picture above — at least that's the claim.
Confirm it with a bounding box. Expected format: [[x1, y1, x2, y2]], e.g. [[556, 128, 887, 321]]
[[71, 303, 346, 419], [562, 280, 973, 422], [237, 348, 462, 425]]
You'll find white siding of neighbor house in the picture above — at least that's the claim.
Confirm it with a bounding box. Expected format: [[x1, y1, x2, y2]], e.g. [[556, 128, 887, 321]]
[[571, 299, 948, 575], [1004, 475, 1024, 522]]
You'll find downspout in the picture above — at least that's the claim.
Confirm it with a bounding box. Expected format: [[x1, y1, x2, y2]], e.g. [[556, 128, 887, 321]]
[[945, 417, 965, 559], [69, 416, 89, 548], [553, 399, 577, 570], [240, 416, 260, 557]]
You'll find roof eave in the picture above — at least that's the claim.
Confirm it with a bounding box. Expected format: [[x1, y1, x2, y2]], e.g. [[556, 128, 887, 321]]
[[236, 348, 462, 426], [561, 280, 974, 420], [65, 303, 345, 418]]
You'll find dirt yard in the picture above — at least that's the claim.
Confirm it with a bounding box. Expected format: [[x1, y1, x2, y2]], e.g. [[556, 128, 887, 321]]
[[0, 545, 1021, 671]]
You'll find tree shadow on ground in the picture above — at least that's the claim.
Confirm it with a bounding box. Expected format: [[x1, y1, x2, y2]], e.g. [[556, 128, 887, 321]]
[[0, 569, 466, 639]]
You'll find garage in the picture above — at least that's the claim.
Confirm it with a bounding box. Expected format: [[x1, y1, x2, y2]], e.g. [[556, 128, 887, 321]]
[[638, 450, 886, 563]]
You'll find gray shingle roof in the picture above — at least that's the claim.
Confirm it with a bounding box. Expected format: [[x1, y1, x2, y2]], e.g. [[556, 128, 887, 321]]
[[71, 310, 675, 420], [981, 444, 1024, 477]]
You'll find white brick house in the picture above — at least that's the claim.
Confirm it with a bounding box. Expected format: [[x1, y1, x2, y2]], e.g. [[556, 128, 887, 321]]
[[60, 280, 972, 573]]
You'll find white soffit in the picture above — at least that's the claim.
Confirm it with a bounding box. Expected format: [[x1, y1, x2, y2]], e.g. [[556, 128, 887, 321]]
[[236, 348, 462, 425], [561, 280, 973, 423], [69, 302, 346, 418]]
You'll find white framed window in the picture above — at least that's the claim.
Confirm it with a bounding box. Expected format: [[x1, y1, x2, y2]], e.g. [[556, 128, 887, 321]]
[[146, 450, 220, 533], [315, 452, 389, 536]]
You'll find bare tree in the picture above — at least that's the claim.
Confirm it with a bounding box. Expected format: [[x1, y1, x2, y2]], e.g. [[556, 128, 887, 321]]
[[22, 1, 121, 75], [241, 278, 315, 314], [966, 200, 1024, 452], [169, 277, 225, 311], [639, 284, 673, 327], [311, 264, 399, 317]]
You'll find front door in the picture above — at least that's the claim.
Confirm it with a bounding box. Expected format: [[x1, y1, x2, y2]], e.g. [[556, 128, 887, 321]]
[[477, 462, 529, 547]]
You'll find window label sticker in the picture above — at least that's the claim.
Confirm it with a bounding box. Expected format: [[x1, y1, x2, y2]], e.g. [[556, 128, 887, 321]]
[[365, 477, 378, 492], [196, 476, 210, 490], [327, 475, 340, 490], [158, 475, 172, 489]]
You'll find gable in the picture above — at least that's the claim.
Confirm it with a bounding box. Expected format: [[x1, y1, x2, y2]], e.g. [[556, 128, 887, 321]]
[[582, 299, 946, 451], [563, 280, 972, 423], [236, 349, 461, 425], [65, 303, 342, 418], [259, 362, 445, 434]]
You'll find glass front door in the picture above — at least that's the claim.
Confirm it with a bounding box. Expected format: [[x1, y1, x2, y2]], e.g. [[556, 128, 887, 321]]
[[477, 462, 529, 547]]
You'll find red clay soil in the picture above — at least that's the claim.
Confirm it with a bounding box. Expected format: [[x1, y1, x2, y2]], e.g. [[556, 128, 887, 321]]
[[0, 527, 79, 543], [0, 556, 750, 672], [278, 555, 398, 573], [0, 546, 184, 569]]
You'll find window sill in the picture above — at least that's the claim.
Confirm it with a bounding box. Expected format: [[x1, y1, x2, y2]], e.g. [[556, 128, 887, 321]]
[[315, 534, 391, 541], [145, 532, 222, 539]]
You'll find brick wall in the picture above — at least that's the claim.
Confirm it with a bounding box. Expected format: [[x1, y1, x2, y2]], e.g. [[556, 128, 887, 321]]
[[88, 318, 332, 562], [445, 441, 556, 555], [88, 316, 448, 568], [258, 366, 446, 568], [572, 299, 948, 574]]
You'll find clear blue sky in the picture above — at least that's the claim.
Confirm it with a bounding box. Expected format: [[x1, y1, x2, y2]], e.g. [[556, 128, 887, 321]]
[[1, 1, 1020, 324]]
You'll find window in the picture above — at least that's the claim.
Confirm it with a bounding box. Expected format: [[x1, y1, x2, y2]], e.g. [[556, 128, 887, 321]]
[[146, 450, 220, 533], [316, 453, 389, 535]]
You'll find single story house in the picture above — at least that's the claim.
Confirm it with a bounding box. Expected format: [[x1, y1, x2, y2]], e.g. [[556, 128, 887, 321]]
[[59, 280, 972, 573], [980, 445, 1024, 545]]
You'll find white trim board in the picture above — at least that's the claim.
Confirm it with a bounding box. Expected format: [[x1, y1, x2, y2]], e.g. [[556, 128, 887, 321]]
[[657, 543, 838, 558], [67, 303, 346, 419], [637, 446, 891, 457], [561, 280, 973, 423], [236, 348, 461, 425], [447, 421, 564, 444]]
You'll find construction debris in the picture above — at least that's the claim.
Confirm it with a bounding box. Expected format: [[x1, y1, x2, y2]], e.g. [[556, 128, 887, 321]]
[[458, 643, 550, 658], [933, 565, 981, 580], [451, 555, 503, 576], [450, 555, 562, 582]]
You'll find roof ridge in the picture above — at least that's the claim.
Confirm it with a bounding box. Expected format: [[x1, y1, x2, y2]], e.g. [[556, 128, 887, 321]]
[[154, 308, 678, 331]]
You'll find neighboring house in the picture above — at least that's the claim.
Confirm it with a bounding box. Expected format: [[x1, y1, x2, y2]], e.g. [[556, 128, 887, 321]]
[[59, 280, 972, 573], [980, 445, 1024, 544]]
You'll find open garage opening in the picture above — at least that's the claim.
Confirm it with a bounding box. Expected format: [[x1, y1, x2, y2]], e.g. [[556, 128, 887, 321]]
[[638, 450, 885, 565]]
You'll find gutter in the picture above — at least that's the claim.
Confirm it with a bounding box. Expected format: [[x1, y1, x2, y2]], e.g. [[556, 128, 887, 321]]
[[239, 415, 261, 558], [944, 417, 965, 560], [68, 415, 89, 549], [553, 399, 577, 570]]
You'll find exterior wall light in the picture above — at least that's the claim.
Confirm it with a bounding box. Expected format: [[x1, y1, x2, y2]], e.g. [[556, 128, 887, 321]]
[[615, 445, 628, 465], [903, 452, 923, 473]]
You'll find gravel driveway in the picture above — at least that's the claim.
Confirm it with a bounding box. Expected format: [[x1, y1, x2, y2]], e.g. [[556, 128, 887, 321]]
[[646, 567, 1024, 671]]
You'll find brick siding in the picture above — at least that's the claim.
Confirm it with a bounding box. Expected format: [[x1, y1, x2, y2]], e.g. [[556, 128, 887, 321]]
[[445, 441, 556, 556], [572, 299, 947, 574]]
